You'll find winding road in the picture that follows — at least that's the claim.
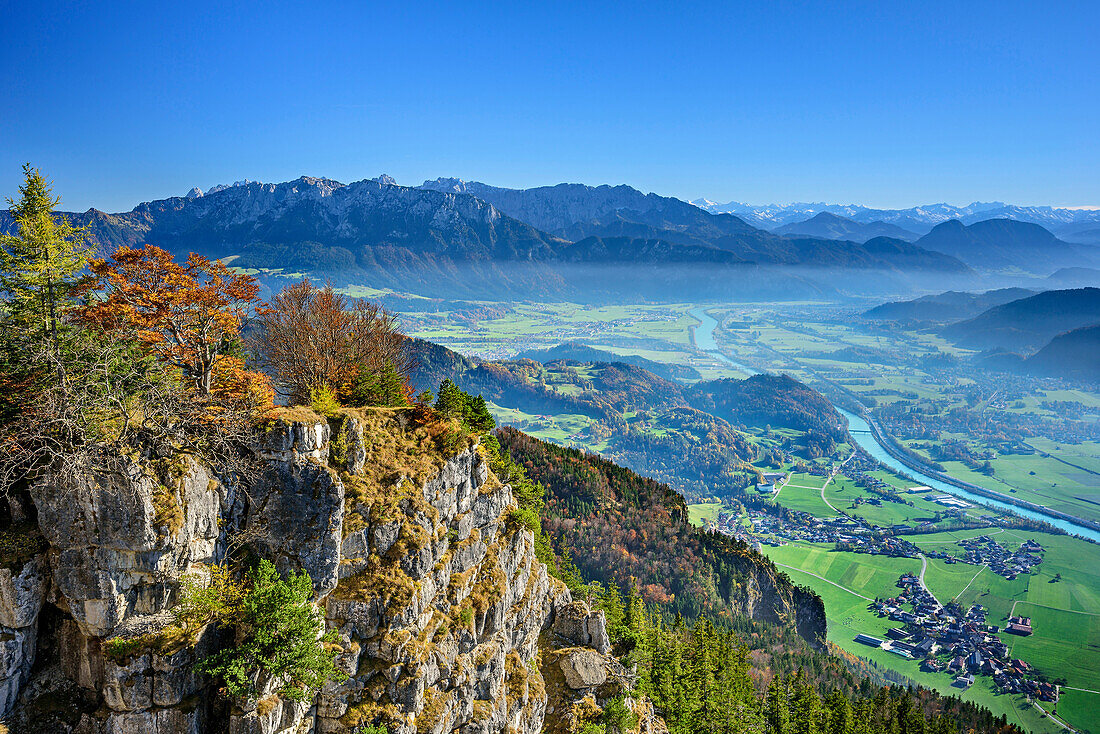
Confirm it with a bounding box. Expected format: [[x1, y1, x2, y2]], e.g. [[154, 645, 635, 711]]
[[818, 453, 854, 514], [915, 554, 944, 608]]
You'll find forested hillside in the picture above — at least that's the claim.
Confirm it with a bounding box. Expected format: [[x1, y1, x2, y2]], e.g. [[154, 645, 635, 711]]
[[406, 338, 847, 499], [496, 429, 1025, 734]]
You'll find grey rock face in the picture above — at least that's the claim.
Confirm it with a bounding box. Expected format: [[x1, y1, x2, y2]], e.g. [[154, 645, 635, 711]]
[[0, 554, 48, 629], [315, 445, 563, 734], [551, 601, 611, 655], [0, 553, 49, 714], [30, 456, 227, 638], [11, 413, 588, 734], [0, 624, 38, 714], [246, 459, 344, 597]]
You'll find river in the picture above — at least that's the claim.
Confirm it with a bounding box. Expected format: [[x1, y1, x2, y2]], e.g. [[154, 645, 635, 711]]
[[689, 308, 759, 375], [690, 306, 1100, 541]]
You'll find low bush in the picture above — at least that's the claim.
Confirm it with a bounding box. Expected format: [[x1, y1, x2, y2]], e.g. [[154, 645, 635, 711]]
[[196, 559, 347, 702]]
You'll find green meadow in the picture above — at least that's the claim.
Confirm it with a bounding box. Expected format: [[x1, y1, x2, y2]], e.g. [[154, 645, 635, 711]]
[[766, 547, 1063, 734]]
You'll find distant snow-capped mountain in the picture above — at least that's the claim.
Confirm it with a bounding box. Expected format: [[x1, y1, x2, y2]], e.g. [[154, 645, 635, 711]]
[[691, 199, 1100, 234]]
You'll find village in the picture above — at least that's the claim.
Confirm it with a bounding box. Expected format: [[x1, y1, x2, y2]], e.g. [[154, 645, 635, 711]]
[[858, 574, 1058, 704]]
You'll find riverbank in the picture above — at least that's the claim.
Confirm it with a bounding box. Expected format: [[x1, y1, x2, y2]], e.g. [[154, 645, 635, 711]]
[[688, 305, 1100, 542], [844, 408, 1100, 541]]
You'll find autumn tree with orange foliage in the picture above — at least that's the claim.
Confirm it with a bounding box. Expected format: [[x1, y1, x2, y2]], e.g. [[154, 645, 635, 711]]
[[249, 279, 410, 406], [2, 237, 273, 497], [80, 245, 264, 397]]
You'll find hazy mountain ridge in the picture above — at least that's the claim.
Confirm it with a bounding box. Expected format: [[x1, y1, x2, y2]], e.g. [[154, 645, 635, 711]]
[[941, 287, 1100, 353], [773, 212, 919, 242], [1022, 324, 1100, 382], [693, 198, 1100, 233], [864, 287, 1039, 323], [913, 218, 1100, 274]]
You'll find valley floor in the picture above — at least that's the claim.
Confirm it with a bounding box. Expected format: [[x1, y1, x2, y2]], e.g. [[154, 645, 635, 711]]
[[387, 294, 1100, 733]]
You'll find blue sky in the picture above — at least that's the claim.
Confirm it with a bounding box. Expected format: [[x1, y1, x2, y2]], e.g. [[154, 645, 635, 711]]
[[2, 0, 1097, 212]]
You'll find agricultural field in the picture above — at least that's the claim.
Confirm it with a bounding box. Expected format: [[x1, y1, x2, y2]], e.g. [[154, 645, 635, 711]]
[[403, 301, 716, 365], [485, 403, 593, 445], [772, 474, 840, 517], [766, 546, 1063, 734], [940, 456, 1100, 526], [687, 502, 723, 527]]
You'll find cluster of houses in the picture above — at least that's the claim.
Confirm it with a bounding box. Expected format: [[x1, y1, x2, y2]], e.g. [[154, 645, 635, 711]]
[[742, 509, 864, 546], [861, 574, 1057, 703], [956, 535, 1044, 580]]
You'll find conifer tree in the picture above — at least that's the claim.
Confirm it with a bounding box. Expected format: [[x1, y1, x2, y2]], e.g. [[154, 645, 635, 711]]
[[434, 379, 466, 419], [766, 676, 792, 734], [0, 164, 89, 351]]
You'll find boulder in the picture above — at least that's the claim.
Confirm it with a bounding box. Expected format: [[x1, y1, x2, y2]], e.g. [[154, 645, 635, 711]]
[[558, 649, 607, 690]]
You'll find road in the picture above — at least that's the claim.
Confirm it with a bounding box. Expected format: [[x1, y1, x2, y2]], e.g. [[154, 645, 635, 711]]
[[951, 564, 986, 603], [916, 554, 943, 608], [1011, 599, 1100, 618], [775, 453, 854, 505], [1032, 700, 1076, 732], [819, 453, 854, 513]]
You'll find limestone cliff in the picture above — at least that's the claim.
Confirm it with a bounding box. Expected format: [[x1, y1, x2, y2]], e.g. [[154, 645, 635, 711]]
[[1, 408, 641, 734]]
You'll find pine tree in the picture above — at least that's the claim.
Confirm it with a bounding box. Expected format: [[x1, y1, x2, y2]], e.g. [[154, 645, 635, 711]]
[[465, 394, 495, 432], [824, 690, 853, 734], [766, 676, 791, 734], [790, 672, 822, 734], [434, 379, 466, 419]]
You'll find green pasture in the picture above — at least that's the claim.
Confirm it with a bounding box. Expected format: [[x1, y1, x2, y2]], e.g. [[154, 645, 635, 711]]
[[773, 474, 838, 517], [765, 546, 1061, 734], [486, 403, 593, 444], [687, 502, 723, 527], [1006, 602, 1100, 691]]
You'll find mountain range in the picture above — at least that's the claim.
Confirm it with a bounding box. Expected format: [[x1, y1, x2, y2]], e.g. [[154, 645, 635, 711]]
[[417, 178, 1097, 275], [912, 219, 1096, 273], [692, 198, 1100, 238], [863, 287, 1038, 323], [1, 175, 985, 301], [772, 212, 919, 242]]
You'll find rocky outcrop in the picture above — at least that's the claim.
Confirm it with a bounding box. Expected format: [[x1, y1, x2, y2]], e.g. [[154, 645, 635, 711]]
[[5, 408, 601, 734], [551, 601, 611, 655], [0, 554, 48, 713], [312, 413, 561, 734], [29, 455, 230, 638], [558, 648, 608, 689]]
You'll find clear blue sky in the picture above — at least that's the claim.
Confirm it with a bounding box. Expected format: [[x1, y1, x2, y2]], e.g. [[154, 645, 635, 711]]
[[2, 0, 1097, 212]]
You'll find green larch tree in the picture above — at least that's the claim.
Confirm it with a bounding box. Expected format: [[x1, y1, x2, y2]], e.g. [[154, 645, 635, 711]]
[[0, 164, 90, 350]]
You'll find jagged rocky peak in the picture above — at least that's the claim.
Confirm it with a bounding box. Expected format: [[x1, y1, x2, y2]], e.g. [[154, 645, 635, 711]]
[[185, 187, 203, 199], [2, 406, 643, 734], [374, 173, 398, 186], [422, 177, 470, 193]]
